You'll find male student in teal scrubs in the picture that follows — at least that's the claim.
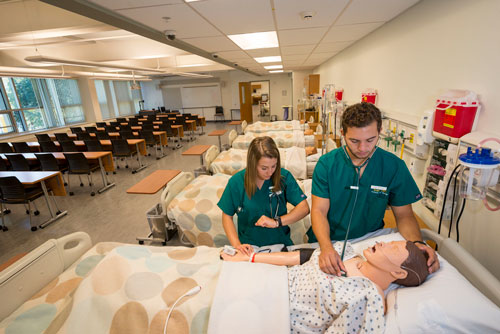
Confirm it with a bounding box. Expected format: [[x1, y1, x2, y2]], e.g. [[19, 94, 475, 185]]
[[309, 102, 440, 276]]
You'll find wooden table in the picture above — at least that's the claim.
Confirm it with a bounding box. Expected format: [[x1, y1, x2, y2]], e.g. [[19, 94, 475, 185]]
[[0, 171, 68, 229], [182, 145, 211, 169], [314, 134, 341, 149], [197, 116, 206, 135], [308, 122, 320, 132], [127, 170, 181, 194], [229, 120, 243, 134], [208, 129, 227, 151]]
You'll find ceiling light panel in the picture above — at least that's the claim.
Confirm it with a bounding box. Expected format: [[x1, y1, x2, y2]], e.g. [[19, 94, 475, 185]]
[[245, 48, 280, 57], [273, 0, 349, 30], [264, 65, 283, 69], [228, 31, 279, 50], [269, 70, 284, 73], [254, 56, 282, 63], [336, 0, 419, 25], [190, 0, 274, 35]]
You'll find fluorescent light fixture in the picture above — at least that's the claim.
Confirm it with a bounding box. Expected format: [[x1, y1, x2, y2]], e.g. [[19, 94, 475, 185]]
[[269, 70, 284, 73], [264, 65, 283, 70], [228, 31, 278, 50], [254, 56, 282, 63]]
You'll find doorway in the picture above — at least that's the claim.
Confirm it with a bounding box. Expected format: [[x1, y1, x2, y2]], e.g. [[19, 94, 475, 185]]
[[250, 80, 270, 122]]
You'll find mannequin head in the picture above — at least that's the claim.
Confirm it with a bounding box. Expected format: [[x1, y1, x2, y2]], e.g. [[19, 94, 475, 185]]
[[245, 136, 281, 197], [363, 240, 429, 287]]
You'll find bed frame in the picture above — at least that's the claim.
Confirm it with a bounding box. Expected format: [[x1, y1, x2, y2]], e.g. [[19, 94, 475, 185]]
[[204, 145, 220, 172], [1, 229, 499, 322]]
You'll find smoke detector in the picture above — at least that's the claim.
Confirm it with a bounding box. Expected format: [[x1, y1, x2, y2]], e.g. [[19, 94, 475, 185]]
[[300, 11, 316, 21]]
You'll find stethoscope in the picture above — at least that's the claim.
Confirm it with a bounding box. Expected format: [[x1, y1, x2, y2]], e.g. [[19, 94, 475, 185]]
[[338, 140, 379, 268], [269, 186, 283, 220]]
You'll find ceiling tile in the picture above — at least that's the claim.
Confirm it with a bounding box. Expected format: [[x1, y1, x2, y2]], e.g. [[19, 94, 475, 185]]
[[337, 0, 419, 25], [182, 36, 239, 52], [322, 22, 384, 43], [191, 0, 274, 35], [314, 41, 354, 53], [245, 48, 280, 57], [117, 3, 221, 39], [274, 0, 349, 30], [279, 27, 328, 46], [307, 52, 334, 61], [88, 0, 182, 10], [281, 44, 316, 55], [282, 54, 307, 61]]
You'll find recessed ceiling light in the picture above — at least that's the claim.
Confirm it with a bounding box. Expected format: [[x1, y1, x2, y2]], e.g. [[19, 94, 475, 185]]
[[269, 70, 284, 73], [228, 31, 279, 50], [264, 64, 283, 70], [254, 56, 282, 63]]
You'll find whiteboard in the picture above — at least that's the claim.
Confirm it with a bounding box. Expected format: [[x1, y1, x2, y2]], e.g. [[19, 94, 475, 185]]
[[181, 85, 221, 108]]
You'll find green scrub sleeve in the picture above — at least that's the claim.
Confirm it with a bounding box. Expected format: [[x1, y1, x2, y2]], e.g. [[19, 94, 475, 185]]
[[311, 157, 330, 199], [217, 176, 241, 216], [388, 159, 423, 206], [283, 170, 307, 206]]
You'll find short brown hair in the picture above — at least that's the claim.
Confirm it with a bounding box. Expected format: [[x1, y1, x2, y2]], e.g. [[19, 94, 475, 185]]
[[341, 102, 382, 134], [395, 241, 430, 287], [245, 136, 281, 198]]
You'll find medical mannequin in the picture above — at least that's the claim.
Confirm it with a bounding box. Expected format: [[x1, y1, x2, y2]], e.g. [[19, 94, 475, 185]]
[[309, 102, 439, 276], [218, 136, 310, 255]]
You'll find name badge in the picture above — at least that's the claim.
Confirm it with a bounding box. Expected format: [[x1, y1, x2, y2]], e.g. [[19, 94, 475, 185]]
[[371, 185, 387, 191], [350, 186, 359, 190]]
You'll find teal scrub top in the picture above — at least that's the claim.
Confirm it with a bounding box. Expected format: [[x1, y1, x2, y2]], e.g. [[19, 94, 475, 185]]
[[217, 168, 306, 247], [307, 147, 422, 242]]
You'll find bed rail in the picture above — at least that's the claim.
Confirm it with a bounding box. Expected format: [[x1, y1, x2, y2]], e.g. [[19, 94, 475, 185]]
[[204, 145, 220, 170], [160, 171, 195, 213], [421, 229, 500, 307], [228, 129, 237, 146]]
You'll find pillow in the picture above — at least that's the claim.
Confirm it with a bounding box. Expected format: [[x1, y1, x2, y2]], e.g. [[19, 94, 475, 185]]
[[352, 233, 500, 333]]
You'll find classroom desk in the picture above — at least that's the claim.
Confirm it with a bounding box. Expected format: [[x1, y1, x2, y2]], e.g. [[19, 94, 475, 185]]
[[228, 120, 243, 134], [126, 169, 181, 194], [208, 129, 227, 151], [182, 145, 211, 171], [98, 139, 148, 173], [196, 116, 206, 135], [0, 171, 67, 229], [185, 120, 196, 140], [108, 131, 168, 158], [2, 152, 116, 194]]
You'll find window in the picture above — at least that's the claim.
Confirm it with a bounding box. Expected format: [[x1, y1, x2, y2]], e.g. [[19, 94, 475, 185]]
[[95, 80, 111, 119], [0, 76, 86, 135], [95, 80, 142, 119]]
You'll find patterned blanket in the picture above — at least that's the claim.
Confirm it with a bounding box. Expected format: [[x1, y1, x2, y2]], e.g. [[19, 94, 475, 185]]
[[232, 130, 305, 149], [244, 120, 302, 133]]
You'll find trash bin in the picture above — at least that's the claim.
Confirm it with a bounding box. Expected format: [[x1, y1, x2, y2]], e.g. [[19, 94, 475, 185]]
[[137, 203, 177, 245], [282, 106, 291, 120]]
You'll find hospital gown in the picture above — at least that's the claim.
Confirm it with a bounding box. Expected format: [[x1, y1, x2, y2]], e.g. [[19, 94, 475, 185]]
[[288, 244, 385, 333]]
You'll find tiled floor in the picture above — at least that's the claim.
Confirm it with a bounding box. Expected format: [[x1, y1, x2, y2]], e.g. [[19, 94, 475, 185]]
[[0, 121, 231, 265]]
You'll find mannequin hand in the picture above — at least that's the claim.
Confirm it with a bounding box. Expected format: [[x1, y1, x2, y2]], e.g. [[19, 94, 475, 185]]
[[318, 247, 346, 276], [234, 243, 254, 257], [220, 250, 250, 262], [416, 242, 440, 274], [255, 215, 278, 228]]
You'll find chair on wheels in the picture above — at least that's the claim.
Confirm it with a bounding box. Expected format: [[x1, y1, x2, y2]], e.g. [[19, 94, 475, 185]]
[[214, 106, 224, 122], [119, 131, 136, 140], [84, 140, 104, 152], [70, 127, 83, 134], [11, 142, 31, 153], [39, 140, 60, 152], [140, 130, 159, 158], [0, 143, 13, 153], [111, 139, 137, 173], [54, 133, 70, 142], [96, 122, 107, 128], [34, 153, 66, 212], [0, 176, 44, 231], [63, 153, 100, 196], [35, 134, 51, 142], [96, 132, 110, 140], [85, 126, 98, 134], [77, 132, 92, 141], [6, 154, 35, 171], [60, 141, 79, 152]]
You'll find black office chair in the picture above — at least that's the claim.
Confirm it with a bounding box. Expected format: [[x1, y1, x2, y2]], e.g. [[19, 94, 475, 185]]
[[85, 126, 98, 133], [105, 125, 117, 133], [35, 153, 68, 191], [116, 118, 126, 123], [54, 133, 70, 142], [84, 140, 104, 152], [70, 127, 83, 134], [6, 154, 31, 171], [128, 119, 139, 125], [0, 143, 13, 153], [77, 132, 92, 141], [0, 158, 8, 171], [12, 142, 32, 153], [140, 130, 159, 158], [96, 132, 110, 140], [142, 124, 154, 131], [0, 176, 44, 231], [119, 131, 136, 140], [110, 121, 120, 127], [59, 141, 78, 152], [111, 139, 137, 173], [214, 106, 224, 122], [63, 153, 100, 196], [35, 134, 51, 142], [120, 124, 132, 132], [96, 122, 107, 128], [39, 140, 60, 152]]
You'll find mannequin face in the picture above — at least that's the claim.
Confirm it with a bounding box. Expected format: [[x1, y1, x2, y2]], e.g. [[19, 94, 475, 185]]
[[256, 157, 277, 181], [363, 241, 409, 273], [342, 121, 380, 160]]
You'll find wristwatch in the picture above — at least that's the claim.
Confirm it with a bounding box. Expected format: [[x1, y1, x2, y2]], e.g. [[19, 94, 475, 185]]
[[275, 216, 282, 228]]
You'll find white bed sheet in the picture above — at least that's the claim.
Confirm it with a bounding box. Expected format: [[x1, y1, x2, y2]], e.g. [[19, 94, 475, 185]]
[[232, 131, 305, 149]]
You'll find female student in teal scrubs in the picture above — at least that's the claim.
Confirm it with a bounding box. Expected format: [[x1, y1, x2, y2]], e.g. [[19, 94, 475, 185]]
[[217, 136, 310, 256]]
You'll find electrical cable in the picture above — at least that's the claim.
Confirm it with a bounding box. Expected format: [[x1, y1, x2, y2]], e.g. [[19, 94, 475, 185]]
[[455, 198, 466, 243], [449, 169, 459, 238], [438, 164, 461, 235], [163, 286, 201, 334]]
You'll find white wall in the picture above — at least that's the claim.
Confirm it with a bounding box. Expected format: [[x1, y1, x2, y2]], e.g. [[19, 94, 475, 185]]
[[140, 80, 163, 110], [314, 0, 500, 278]]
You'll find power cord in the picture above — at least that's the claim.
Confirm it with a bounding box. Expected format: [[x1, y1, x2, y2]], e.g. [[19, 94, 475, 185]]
[[163, 286, 201, 334]]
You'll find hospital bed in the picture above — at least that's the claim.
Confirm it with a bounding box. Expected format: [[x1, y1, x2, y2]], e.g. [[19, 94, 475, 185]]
[[1, 229, 499, 333], [243, 120, 305, 133], [231, 130, 316, 149]]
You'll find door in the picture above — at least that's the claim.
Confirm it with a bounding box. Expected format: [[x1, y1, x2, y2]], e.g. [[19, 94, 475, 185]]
[[239, 81, 252, 123]]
